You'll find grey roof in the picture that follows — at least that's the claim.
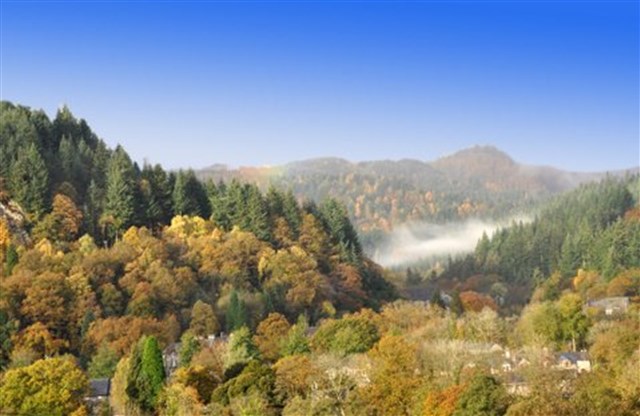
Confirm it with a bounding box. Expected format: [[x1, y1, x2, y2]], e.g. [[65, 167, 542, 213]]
[[588, 297, 629, 308], [89, 378, 111, 397], [558, 352, 588, 364], [163, 342, 182, 355]]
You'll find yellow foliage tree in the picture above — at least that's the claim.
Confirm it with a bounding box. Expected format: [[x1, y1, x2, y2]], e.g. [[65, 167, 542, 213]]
[[357, 335, 421, 415], [0, 356, 89, 416], [0, 218, 10, 263]]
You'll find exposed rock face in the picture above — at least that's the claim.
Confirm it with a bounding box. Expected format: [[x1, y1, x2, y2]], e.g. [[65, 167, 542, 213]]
[[0, 199, 31, 246]]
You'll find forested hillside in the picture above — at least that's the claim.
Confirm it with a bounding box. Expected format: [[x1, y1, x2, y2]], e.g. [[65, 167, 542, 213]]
[[1, 101, 639, 416], [434, 176, 640, 309], [197, 146, 629, 248]]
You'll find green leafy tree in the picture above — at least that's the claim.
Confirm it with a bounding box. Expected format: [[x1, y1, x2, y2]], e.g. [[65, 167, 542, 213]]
[[312, 316, 379, 355], [88, 342, 120, 378], [179, 331, 201, 367], [225, 326, 260, 370], [557, 292, 589, 351], [212, 360, 276, 407], [280, 315, 311, 357], [453, 374, 510, 416], [190, 300, 220, 337]]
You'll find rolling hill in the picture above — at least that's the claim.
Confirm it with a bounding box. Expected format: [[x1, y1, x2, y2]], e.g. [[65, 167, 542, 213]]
[[197, 146, 635, 251]]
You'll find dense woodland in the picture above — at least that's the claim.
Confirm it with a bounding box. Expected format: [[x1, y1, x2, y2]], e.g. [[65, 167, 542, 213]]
[[435, 176, 640, 310], [197, 146, 618, 251], [0, 102, 639, 416]]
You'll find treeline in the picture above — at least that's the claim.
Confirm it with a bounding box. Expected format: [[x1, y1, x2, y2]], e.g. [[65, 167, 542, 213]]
[[0, 102, 363, 258], [438, 176, 640, 307]]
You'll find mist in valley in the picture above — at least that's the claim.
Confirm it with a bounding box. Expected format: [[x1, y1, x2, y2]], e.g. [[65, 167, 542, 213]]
[[372, 217, 530, 268]]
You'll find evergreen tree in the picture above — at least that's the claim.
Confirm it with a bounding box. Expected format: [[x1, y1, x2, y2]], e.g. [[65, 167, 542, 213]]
[[245, 184, 271, 241], [0, 309, 16, 369], [430, 290, 446, 309], [225, 179, 246, 228], [209, 180, 230, 229], [282, 189, 302, 238], [265, 186, 284, 219], [226, 290, 248, 332], [52, 105, 80, 148], [126, 335, 166, 413], [103, 146, 136, 238], [5, 244, 18, 276], [85, 179, 104, 239], [320, 198, 362, 260], [450, 290, 464, 317], [9, 142, 49, 218], [172, 169, 210, 218], [140, 163, 173, 230]]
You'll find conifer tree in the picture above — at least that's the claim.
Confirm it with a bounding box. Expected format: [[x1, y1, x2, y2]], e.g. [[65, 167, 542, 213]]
[[103, 146, 136, 237], [265, 186, 284, 219], [282, 190, 302, 238], [126, 335, 166, 413], [245, 185, 271, 241], [172, 169, 210, 218], [450, 290, 464, 317], [225, 179, 246, 228], [209, 180, 230, 229], [10, 142, 49, 218], [226, 290, 248, 332], [320, 198, 362, 260]]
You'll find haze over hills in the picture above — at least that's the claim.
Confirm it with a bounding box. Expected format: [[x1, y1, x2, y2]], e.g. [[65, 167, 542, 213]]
[[200, 145, 629, 190], [197, 146, 636, 246]]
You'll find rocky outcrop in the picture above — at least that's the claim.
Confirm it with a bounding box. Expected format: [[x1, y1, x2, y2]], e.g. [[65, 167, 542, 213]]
[[0, 199, 31, 246]]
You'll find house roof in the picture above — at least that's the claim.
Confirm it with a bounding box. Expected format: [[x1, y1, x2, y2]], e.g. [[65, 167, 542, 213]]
[[89, 378, 111, 397], [588, 297, 629, 308], [558, 352, 589, 363], [163, 342, 182, 355]]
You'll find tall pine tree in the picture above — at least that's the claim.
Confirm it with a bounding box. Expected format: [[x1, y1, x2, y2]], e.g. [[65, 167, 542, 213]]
[[103, 146, 136, 238], [10, 142, 49, 219]]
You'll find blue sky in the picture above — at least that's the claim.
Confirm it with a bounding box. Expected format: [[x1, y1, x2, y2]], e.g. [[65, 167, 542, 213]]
[[1, 1, 638, 171]]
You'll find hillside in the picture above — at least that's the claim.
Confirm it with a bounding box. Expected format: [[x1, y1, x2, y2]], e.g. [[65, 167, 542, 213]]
[[197, 146, 633, 245], [2, 102, 639, 416]]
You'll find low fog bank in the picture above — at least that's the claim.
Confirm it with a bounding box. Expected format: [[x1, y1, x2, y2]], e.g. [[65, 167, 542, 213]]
[[373, 217, 530, 268]]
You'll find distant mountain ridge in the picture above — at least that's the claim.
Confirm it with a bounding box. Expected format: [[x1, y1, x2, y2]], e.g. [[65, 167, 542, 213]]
[[197, 146, 637, 251], [200, 145, 631, 189]]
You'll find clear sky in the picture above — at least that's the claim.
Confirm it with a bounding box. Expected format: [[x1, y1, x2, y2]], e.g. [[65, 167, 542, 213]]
[[1, 1, 638, 172]]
